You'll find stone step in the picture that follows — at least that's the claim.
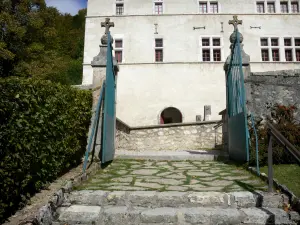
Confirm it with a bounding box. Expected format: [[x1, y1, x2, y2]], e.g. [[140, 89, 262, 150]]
[[116, 150, 229, 161], [55, 205, 294, 225], [65, 191, 284, 209]]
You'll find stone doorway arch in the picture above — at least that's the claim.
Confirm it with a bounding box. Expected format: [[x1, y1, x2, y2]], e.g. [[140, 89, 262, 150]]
[[160, 107, 183, 124]]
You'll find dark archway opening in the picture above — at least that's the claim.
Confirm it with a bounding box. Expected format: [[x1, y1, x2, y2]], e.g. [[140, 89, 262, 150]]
[[160, 107, 182, 124]]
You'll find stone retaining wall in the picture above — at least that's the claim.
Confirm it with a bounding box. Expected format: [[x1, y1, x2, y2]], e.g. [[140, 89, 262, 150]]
[[245, 69, 300, 120], [116, 119, 223, 151]]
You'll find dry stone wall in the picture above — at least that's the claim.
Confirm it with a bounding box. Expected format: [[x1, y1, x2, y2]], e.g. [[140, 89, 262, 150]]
[[116, 119, 223, 151]]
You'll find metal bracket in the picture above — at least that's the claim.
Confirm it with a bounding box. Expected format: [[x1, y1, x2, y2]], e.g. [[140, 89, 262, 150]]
[[250, 26, 261, 29], [193, 26, 206, 30], [154, 23, 158, 34], [221, 22, 224, 33]]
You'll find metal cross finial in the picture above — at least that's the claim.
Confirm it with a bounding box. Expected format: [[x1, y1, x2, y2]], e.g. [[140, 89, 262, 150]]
[[101, 18, 114, 34], [229, 15, 242, 31]]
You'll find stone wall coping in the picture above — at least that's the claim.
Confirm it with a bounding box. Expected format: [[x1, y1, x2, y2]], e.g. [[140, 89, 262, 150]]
[[251, 69, 300, 77], [130, 120, 221, 131]]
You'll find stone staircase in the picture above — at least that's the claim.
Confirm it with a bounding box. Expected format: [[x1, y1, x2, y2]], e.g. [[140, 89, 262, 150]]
[[53, 190, 297, 225]]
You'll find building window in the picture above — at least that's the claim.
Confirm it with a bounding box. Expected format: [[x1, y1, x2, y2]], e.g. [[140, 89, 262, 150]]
[[285, 49, 293, 61], [154, 2, 163, 14], [261, 49, 269, 61], [261, 38, 268, 46], [155, 38, 163, 62], [267, 2, 276, 13], [210, 2, 218, 13], [199, 2, 208, 13], [116, 3, 124, 15], [260, 37, 280, 62], [291, 1, 299, 13], [114, 39, 123, 63], [271, 38, 279, 46], [257, 2, 265, 13], [213, 49, 221, 61], [296, 49, 300, 61], [295, 38, 300, 46], [272, 49, 280, 61], [284, 38, 292, 46], [202, 49, 210, 61], [280, 2, 288, 13], [201, 37, 222, 62]]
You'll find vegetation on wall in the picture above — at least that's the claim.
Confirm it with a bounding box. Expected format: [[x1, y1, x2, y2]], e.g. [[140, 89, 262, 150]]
[[0, 0, 86, 84], [0, 77, 92, 223], [249, 104, 300, 166]]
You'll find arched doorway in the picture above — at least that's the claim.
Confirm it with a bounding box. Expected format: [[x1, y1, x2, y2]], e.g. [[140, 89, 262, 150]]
[[160, 107, 182, 124]]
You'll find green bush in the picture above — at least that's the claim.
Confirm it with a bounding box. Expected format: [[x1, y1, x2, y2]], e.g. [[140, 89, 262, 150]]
[[249, 104, 300, 167], [0, 77, 92, 222]]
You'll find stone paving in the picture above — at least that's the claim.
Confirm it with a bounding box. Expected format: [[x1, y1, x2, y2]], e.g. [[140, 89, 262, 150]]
[[77, 159, 268, 192]]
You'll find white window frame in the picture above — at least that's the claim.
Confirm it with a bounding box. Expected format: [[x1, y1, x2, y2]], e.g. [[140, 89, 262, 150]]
[[198, 1, 220, 13], [114, 35, 124, 63], [154, 38, 164, 62], [256, 1, 266, 13], [280, 1, 289, 13], [153, 0, 164, 14], [267, 1, 276, 13], [259, 36, 281, 62], [291, 1, 300, 13], [199, 36, 224, 62], [114, 0, 124, 15]]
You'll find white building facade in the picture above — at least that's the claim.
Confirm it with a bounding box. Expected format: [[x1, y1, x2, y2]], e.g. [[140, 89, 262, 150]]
[[83, 0, 300, 126]]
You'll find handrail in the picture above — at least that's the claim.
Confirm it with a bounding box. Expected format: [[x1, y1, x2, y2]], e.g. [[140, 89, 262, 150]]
[[83, 82, 105, 173], [266, 122, 300, 192], [267, 122, 300, 164]]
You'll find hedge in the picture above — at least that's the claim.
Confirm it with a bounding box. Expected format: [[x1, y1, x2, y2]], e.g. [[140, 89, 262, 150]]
[[0, 78, 92, 222]]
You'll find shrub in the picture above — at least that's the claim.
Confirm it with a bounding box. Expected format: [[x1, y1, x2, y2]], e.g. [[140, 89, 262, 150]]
[[249, 104, 300, 167], [0, 77, 92, 222]]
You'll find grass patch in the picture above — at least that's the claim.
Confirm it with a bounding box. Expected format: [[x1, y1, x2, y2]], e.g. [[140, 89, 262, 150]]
[[260, 164, 300, 197]]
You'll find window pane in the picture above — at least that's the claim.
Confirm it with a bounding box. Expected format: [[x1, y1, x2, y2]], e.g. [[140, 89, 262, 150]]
[[291, 2, 299, 13], [257, 2, 265, 13], [261, 49, 269, 61], [271, 38, 278, 46], [213, 38, 220, 46], [284, 38, 291, 46], [202, 49, 210, 61], [115, 50, 122, 62], [210, 2, 218, 13], [261, 38, 268, 46], [155, 49, 163, 62], [202, 38, 210, 46], [267, 2, 275, 13], [280, 2, 288, 13], [199, 2, 207, 13], [213, 49, 221, 61], [155, 3, 163, 14], [115, 40, 123, 48], [296, 50, 300, 61], [295, 38, 300, 46], [285, 49, 293, 61], [272, 49, 280, 61], [155, 39, 163, 47], [116, 3, 124, 15]]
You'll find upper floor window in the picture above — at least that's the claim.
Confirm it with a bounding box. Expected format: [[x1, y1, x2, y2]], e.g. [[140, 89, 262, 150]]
[[199, 1, 219, 13], [210, 2, 218, 13], [116, 3, 124, 15], [155, 38, 163, 62], [291, 1, 299, 13], [280, 2, 289, 13], [260, 37, 280, 61], [199, 2, 208, 13], [257, 2, 265, 13], [154, 2, 163, 14], [267, 2, 276, 13], [114, 39, 123, 63], [200, 37, 222, 62]]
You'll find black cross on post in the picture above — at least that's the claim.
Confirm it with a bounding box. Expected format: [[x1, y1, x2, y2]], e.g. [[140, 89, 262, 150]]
[[229, 15, 242, 31], [101, 18, 114, 34]]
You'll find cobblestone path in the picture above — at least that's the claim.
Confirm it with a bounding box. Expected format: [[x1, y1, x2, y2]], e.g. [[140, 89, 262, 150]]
[[77, 160, 267, 192]]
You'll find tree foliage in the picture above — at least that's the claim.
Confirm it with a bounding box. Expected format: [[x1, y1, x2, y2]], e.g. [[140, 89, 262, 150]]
[[0, 0, 86, 84]]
